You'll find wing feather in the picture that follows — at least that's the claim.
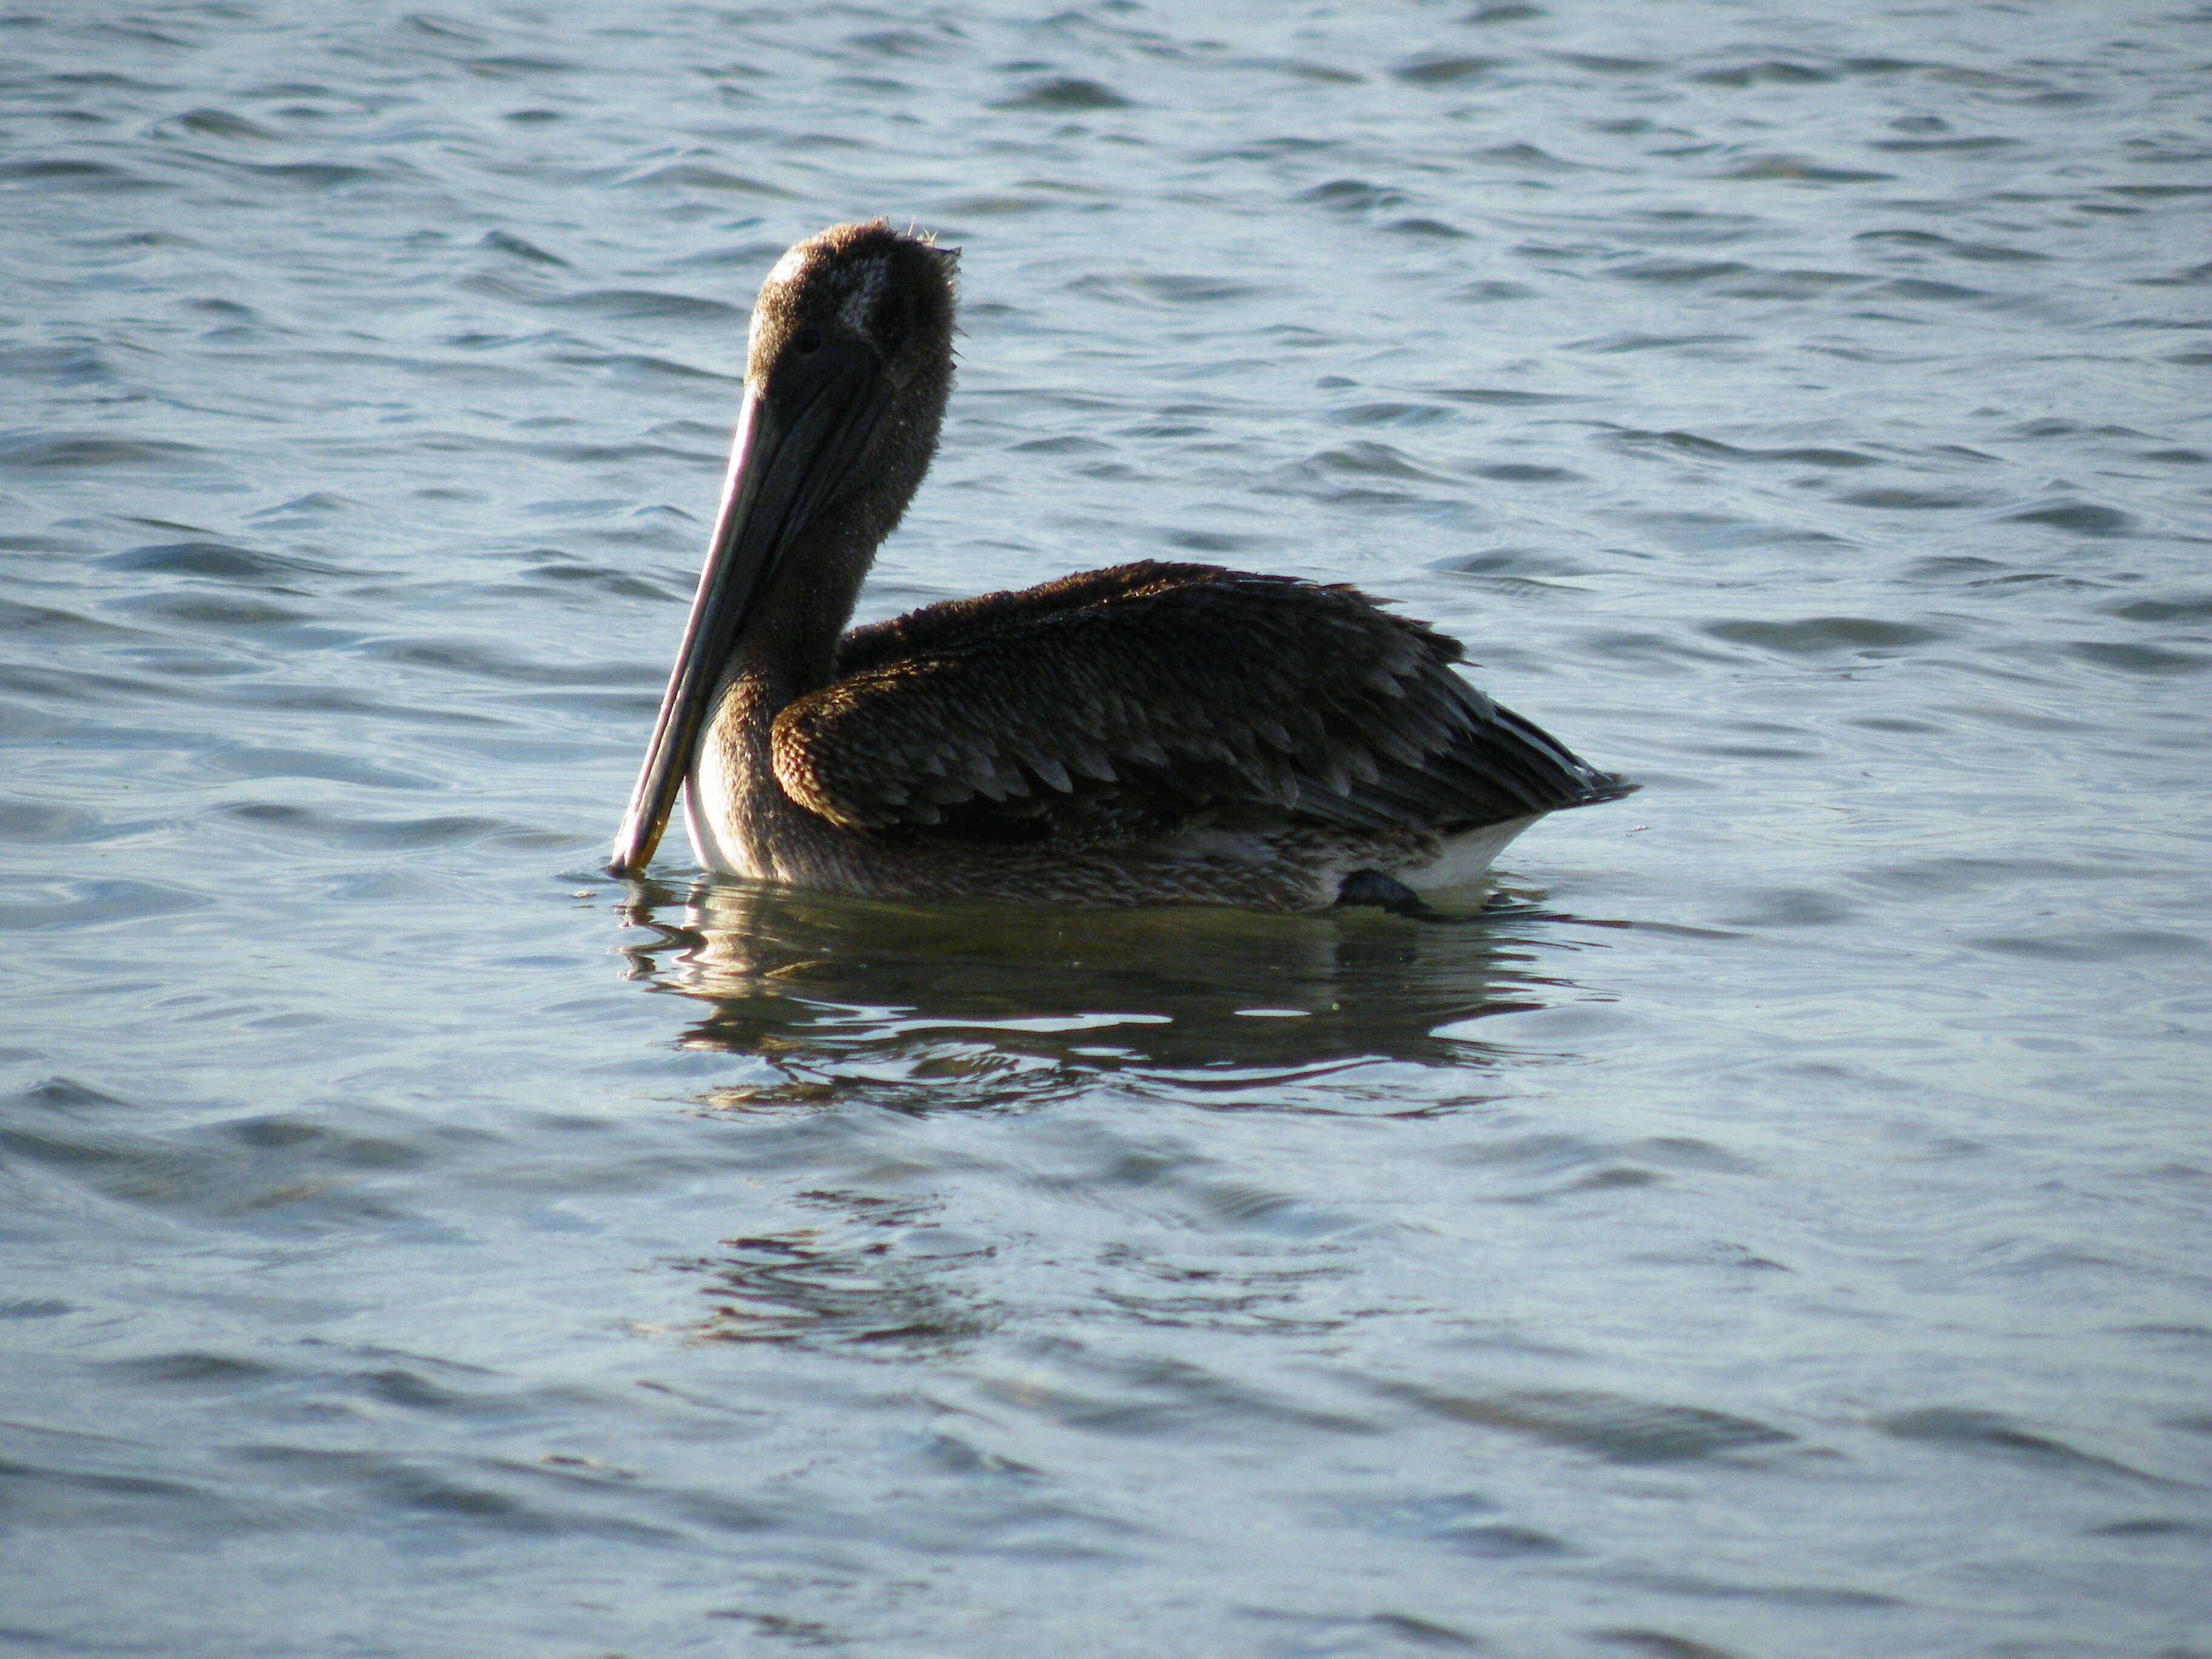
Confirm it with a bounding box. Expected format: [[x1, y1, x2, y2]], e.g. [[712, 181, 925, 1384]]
[[773, 561, 1624, 846]]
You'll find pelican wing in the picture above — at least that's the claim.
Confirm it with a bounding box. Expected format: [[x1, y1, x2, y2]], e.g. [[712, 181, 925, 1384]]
[[773, 561, 1626, 843]]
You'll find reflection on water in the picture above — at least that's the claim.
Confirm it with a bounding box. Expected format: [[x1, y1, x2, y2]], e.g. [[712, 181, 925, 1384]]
[[613, 876, 1612, 1370], [619, 876, 1581, 1099]]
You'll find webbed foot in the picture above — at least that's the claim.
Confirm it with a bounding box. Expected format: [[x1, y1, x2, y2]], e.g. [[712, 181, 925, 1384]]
[[1334, 870, 1482, 924]]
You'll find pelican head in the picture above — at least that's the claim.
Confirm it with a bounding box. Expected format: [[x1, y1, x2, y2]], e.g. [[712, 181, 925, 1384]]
[[609, 221, 957, 876]]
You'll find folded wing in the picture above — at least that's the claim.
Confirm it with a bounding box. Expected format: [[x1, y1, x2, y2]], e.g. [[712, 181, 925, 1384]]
[[772, 561, 1628, 847]]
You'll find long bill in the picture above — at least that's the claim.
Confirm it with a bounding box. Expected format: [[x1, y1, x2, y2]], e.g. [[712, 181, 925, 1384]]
[[608, 344, 890, 876]]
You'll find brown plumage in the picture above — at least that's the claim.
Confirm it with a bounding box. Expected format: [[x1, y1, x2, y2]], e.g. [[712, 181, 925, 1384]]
[[609, 221, 1631, 911]]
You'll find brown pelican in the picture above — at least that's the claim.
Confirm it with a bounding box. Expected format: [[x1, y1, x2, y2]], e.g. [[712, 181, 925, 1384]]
[[609, 221, 1631, 913]]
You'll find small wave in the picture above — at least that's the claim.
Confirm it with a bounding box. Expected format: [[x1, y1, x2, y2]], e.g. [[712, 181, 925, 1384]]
[[220, 802, 526, 852], [1703, 616, 1945, 654], [1298, 178, 1409, 213], [2009, 500, 2132, 537], [623, 163, 793, 197], [0, 157, 161, 192], [1476, 141, 1589, 171], [161, 107, 280, 142], [1609, 258, 1755, 286], [1329, 402, 1455, 429], [1393, 55, 1506, 86], [2064, 641, 2208, 678], [0, 432, 207, 471], [101, 539, 344, 583], [1290, 441, 1454, 483], [1714, 152, 1894, 183], [991, 76, 1133, 111], [1064, 271, 1261, 306], [1880, 1407, 2182, 1484], [479, 229, 568, 267], [1691, 61, 1837, 87], [1386, 1383, 1794, 1463], [0, 876, 206, 933]]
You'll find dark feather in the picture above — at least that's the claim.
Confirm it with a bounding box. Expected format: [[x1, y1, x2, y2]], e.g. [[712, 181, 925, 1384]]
[[770, 561, 1627, 849]]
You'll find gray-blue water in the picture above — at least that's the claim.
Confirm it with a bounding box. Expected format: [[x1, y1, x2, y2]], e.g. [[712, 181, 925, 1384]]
[[4, 4, 2210, 1655]]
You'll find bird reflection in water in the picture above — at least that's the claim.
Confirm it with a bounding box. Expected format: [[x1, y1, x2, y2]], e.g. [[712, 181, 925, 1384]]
[[616, 876, 1607, 1350], [614, 876, 1606, 1114]]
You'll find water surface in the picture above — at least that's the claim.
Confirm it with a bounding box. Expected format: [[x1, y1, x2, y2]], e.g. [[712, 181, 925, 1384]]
[[4, 3, 2210, 1655]]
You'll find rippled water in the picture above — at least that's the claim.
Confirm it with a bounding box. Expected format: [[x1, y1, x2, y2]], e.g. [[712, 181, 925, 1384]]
[[5, 3, 2210, 1654]]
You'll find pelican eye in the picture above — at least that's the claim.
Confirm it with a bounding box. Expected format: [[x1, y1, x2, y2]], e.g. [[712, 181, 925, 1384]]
[[791, 326, 825, 356]]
